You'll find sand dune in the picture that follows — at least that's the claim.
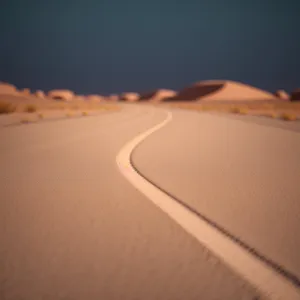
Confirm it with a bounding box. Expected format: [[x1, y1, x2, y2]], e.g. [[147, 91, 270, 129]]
[[86, 95, 104, 103], [21, 88, 31, 96], [139, 89, 177, 102], [164, 80, 277, 102], [0, 82, 20, 95], [108, 94, 119, 102], [48, 90, 75, 101], [73, 95, 86, 101], [274, 90, 289, 100], [120, 92, 139, 102], [35, 90, 45, 99], [0, 80, 293, 107], [291, 89, 300, 101]]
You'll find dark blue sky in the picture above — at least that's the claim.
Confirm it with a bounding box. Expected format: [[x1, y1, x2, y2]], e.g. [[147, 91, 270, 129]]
[[0, 0, 299, 95]]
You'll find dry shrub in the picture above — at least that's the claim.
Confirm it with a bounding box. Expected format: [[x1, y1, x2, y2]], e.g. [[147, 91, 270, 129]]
[[280, 113, 297, 121], [24, 104, 37, 113], [0, 102, 16, 114], [230, 107, 245, 114]]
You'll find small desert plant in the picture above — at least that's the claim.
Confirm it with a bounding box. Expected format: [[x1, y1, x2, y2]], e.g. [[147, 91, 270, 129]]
[[82, 111, 88, 116], [0, 102, 16, 114], [230, 107, 248, 115], [230, 107, 241, 114], [37, 113, 44, 119], [66, 112, 73, 117], [24, 104, 37, 113], [238, 108, 248, 115], [280, 113, 297, 121]]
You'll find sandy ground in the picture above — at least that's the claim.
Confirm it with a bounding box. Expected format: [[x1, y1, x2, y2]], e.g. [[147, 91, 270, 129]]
[[132, 108, 300, 282], [0, 109, 119, 127], [0, 104, 264, 300], [0, 94, 120, 127], [160, 101, 300, 119]]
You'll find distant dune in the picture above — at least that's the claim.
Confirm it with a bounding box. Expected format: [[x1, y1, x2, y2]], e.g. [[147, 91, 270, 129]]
[[274, 90, 289, 100], [73, 95, 86, 101], [139, 89, 177, 102], [48, 90, 75, 101], [1, 80, 294, 107], [120, 93, 139, 102], [21, 88, 31, 96], [35, 90, 45, 99], [86, 95, 104, 102], [291, 89, 300, 101], [164, 80, 277, 102], [0, 91, 59, 111], [108, 94, 119, 102], [0, 82, 20, 95]]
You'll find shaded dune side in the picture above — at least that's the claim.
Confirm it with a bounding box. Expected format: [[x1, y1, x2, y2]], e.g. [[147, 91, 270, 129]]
[[139, 90, 177, 102], [291, 89, 300, 101], [164, 83, 224, 102], [139, 91, 157, 101]]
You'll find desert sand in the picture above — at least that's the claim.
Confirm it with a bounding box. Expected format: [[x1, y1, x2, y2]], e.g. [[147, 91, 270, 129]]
[[1, 80, 299, 124], [139, 89, 177, 102], [165, 80, 277, 102], [0, 90, 120, 127], [1, 105, 264, 300]]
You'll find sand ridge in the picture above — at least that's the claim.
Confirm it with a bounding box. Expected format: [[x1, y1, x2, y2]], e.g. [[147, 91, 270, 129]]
[[165, 80, 278, 102]]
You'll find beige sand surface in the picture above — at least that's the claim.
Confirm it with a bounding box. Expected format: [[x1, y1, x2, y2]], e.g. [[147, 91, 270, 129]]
[[132, 107, 300, 282], [0, 104, 264, 300]]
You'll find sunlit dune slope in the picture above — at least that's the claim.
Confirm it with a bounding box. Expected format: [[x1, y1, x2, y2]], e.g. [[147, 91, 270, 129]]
[[164, 80, 278, 102]]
